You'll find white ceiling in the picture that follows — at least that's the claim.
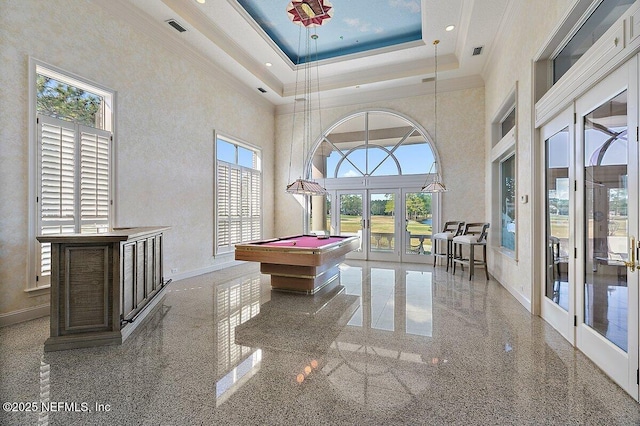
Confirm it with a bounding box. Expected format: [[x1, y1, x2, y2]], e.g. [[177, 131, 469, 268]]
[[111, 0, 514, 111]]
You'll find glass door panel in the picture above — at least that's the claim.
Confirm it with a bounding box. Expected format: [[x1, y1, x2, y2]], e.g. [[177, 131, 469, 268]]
[[338, 192, 365, 259], [404, 192, 432, 257], [583, 90, 629, 351], [545, 127, 571, 311], [368, 192, 400, 261], [540, 108, 575, 344], [309, 194, 331, 234]]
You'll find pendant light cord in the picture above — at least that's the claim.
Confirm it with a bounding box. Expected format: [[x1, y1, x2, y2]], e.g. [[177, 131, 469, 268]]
[[288, 27, 323, 184], [313, 28, 322, 180], [288, 26, 304, 185], [434, 39, 438, 172], [433, 40, 440, 182]]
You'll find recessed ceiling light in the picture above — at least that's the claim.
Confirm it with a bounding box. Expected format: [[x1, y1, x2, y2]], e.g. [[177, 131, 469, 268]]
[[445, 25, 455, 32], [265, 62, 272, 67], [196, 0, 205, 4]]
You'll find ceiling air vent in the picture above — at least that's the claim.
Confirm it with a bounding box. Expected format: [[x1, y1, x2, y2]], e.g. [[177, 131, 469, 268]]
[[472, 46, 483, 56], [166, 19, 187, 33], [257, 87, 267, 93]]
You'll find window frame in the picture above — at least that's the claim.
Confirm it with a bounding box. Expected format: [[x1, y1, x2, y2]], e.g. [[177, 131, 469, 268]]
[[491, 85, 518, 259], [28, 58, 116, 293], [214, 131, 263, 256], [552, 0, 634, 84], [499, 153, 517, 253], [533, 0, 637, 116], [312, 109, 435, 179]]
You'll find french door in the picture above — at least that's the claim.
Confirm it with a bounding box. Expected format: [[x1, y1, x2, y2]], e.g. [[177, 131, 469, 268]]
[[541, 107, 575, 343], [541, 59, 639, 398], [335, 189, 401, 262], [575, 62, 638, 397], [326, 184, 437, 263]]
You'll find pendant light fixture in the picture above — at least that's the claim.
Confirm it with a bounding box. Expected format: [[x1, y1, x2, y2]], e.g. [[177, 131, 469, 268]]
[[422, 39, 448, 193], [285, 1, 333, 196]]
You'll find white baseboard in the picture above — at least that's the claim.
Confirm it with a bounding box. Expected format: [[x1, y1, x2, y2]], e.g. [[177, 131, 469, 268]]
[[166, 260, 246, 282], [491, 273, 532, 313], [0, 304, 49, 327]]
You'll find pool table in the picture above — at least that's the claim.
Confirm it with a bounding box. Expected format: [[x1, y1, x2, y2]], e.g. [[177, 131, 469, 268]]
[[235, 235, 360, 294]]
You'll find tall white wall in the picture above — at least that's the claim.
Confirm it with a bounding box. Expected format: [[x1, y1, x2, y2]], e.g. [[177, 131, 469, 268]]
[[0, 0, 275, 318], [274, 87, 486, 238], [483, 0, 574, 310]]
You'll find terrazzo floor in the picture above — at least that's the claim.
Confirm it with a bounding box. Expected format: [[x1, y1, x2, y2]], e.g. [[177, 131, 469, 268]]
[[2, 260, 640, 425]]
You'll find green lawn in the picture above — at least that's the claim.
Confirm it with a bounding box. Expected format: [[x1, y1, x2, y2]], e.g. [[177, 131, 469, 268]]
[[550, 215, 628, 239], [339, 214, 431, 233], [338, 215, 433, 252]]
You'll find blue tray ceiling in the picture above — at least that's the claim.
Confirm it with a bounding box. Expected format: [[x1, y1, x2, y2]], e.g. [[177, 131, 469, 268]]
[[236, 0, 423, 64]]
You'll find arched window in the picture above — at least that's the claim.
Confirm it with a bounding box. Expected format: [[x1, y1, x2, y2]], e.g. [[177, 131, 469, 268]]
[[310, 110, 435, 179], [307, 109, 441, 264]]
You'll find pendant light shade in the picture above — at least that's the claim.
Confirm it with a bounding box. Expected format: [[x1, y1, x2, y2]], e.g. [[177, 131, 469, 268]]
[[286, 178, 329, 195], [421, 161, 448, 193]]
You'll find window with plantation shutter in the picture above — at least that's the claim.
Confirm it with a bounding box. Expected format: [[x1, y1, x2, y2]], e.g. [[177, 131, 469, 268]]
[[215, 134, 262, 254], [30, 63, 114, 290], [37, 115, 112, 286]]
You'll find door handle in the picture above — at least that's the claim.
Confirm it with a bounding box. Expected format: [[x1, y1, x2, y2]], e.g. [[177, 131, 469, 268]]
[[625, 236, 636, 272]]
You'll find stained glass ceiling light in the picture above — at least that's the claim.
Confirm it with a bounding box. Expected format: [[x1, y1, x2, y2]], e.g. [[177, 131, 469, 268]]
[[287, 0, 333, 27], [422, 40, 448, 193], [285, 1, 332, 196]]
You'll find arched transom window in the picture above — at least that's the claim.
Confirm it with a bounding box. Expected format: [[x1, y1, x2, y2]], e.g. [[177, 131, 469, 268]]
[[310, 110, 435, 179]]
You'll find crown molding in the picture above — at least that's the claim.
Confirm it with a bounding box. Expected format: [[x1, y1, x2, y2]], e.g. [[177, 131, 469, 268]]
[[283, 54, 460, 97], [481, 0, 518, 78], [276, 74, 485, 115], [163, 0, 284, 95], [456, 0, 474, 61], [91, 0, 275, 110], [226, 0, 296, 70]]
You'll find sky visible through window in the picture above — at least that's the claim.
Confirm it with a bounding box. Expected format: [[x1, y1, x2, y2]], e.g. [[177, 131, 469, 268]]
[[327, 143, 435, 178], [217, 138, 260, 170]]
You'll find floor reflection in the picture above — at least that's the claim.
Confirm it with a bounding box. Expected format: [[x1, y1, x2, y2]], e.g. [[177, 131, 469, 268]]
[[2, 261, 640, 425], [548, 279, 570, 312], [340, 264, 434, 336], [584, 281, 628, 351], [213, 276, 262, 406], [546, 270, 627, 351]]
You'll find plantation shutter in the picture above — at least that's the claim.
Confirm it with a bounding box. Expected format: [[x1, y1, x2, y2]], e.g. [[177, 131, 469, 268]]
[[241, 170, 251, 242], [79, 125, 111, 233], [216, 159, 261, 254], [37, 115, 111, 285], [250, 172, 261, 240], [38, 116, 76, 282], [229, 167, 242, 245], [217, 162, 231, 248]]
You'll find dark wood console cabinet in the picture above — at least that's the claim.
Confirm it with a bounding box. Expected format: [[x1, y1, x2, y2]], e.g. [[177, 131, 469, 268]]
[[37, 227, 170, 351]]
